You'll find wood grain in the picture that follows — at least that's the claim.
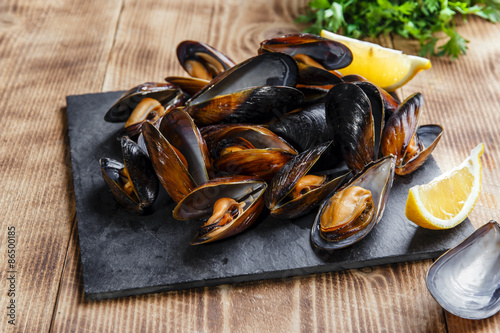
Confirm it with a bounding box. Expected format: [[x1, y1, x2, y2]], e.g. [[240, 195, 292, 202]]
[[0, 0, 122, 331], [53, 0, 448, 332], [0, 0, 498, 331]]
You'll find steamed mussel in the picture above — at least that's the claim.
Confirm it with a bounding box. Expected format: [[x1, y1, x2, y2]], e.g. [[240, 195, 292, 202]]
[[100, 136, 159, 214], [173, 176, 267, 245], [142, 108, 213, 203], [380, 93, 443, 175], [266, 142, 349, 219], [99, 34, 443, 249], [311, 155, 396, 250], [203, 124, 297, 180]]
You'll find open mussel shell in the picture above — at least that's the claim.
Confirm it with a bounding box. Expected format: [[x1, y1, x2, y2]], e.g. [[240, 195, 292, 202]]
[[326, 82, 384, 173], [266, 142, 350, 219], [123, 93, 184, 137], [99, 137, 159, 214], [259, 33, 353, 70], [142, 108, 213, 203], [104, 82, 181, 122], [311, 155, 396, 251], [426, 221, 500, 320], [173, 176, 267, 245], [397, 124, 443, 176], [204, 124, 297, 180], [380, 93, 441, 175], [177, 41, 235, 81], [185, 52, 302, 125]]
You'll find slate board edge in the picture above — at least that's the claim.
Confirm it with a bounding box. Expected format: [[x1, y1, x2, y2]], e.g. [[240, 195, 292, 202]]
[[86, 249, 448, 301]]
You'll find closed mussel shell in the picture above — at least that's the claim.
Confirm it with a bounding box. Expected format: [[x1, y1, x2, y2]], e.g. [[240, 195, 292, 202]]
[[311, 155, 396, 251], [325, 82, 375, 173], [266, 142, 350, 219], [177, 40, 235, 80], [172, 176, 267, 245], [99, 136, 159, 214], [259, 33, 353, 70], [104, 82, 181, 122]]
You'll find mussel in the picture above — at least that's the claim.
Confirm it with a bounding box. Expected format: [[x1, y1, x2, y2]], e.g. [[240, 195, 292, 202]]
[[203, 124, 297, 180], [173, 176, 267, 245], [104, 82, 182, 122], [259, 33, 353, 70], [311, 155, 396, 250], [426, 221, 500, 320], [380, 93, 443, 175], [266, 142, 349, 219], [142, 108, 213, 203], [325, 82, 385, 174], [185, 53, 304, 125], [123, 94, 184, 137], [99, 136, 159, 214], [177, 41, 235, 80]]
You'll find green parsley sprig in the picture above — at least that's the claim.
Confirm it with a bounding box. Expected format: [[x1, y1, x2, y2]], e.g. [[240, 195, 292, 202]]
[[296, 0, 500, 59]]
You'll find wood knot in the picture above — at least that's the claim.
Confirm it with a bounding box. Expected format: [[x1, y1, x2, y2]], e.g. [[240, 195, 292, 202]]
[[0, 12, 20, 31]]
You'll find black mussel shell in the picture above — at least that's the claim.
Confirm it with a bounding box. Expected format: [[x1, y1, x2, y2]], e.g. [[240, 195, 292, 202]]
[[266, 142, 349, 219], [325, 82, 375, 173], [172, 176, 267, 245], [177, 41, 235, 80], [104, 82, 181, 122], [268, 103, 332, 152], [187, 52, 298, 106], [259, 33, 353, 70], [100, 136, 159, 214], [380, 93, 422, 170], [296, 61, 343, 86], [165, 76, 210, 97], [187, 85, 305, 126]]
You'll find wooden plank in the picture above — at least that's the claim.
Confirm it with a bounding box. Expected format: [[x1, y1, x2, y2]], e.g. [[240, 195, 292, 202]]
[[393, 16, 500, 330], [0, 0, 122, 331], [52, 0, 450, 332]]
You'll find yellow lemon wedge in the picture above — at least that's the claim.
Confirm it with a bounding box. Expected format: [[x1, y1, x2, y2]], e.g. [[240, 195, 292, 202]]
[[405, 144, 484, 230], [321, 30, 431, 91]]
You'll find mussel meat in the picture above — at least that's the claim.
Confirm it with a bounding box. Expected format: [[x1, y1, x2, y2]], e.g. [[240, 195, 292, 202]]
[[173, 176, 267, 245], [104, 82, 182, 122], [311, 155, 396, 250]]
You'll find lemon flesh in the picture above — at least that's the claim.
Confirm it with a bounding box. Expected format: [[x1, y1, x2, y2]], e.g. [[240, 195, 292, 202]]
[[405, 144, 484, 230], [321, 30, 431, 91]]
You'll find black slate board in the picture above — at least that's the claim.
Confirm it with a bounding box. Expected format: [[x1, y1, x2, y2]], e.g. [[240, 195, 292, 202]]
[[66, 91, 474, 300]]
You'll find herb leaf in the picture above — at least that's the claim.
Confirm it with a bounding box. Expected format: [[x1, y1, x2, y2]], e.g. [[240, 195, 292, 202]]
[[296, 0, 500, 58]]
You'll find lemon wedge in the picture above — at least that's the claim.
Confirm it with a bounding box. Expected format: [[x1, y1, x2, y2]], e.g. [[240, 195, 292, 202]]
[[321, 30, 431, 91], [405, 144, 484, 230]]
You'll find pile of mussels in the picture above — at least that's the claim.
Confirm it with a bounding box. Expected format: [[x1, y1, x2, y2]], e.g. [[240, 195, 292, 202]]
[[100, 33, 443, 249]]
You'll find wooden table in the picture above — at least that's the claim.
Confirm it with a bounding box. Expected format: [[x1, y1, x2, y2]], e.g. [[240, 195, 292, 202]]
[[0, 0, 499, 332]]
